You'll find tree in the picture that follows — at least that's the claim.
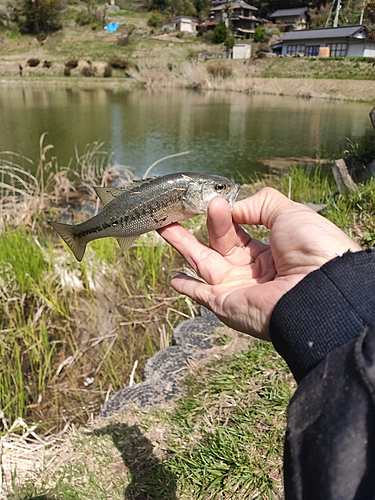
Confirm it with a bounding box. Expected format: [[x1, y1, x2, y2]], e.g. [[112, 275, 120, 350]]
[[253, 25, 266, 42], [12, 0, 63, 39], [212, 22, 227, 43]]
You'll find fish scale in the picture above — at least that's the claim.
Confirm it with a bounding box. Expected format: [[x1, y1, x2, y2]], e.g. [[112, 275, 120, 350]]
[[49, 172, 240, 262]]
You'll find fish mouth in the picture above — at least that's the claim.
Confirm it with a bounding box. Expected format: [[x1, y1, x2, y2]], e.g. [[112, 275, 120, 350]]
[[226, 183, 241, 207]]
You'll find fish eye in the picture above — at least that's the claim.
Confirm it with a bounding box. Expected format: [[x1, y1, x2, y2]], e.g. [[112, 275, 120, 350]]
[[215, 182, 226, 191]]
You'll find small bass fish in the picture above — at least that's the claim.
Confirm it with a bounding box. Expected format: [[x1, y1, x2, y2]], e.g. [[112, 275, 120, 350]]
[[48, 172, 240, 262]]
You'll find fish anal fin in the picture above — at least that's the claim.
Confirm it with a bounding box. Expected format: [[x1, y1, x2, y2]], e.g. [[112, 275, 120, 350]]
[[117, 236, 137, 253]]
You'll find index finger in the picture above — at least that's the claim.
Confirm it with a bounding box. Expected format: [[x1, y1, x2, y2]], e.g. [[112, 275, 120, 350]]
[[158, 223, 233, 284]]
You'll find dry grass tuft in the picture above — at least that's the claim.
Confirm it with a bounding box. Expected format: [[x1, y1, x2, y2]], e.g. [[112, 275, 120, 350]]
[[0, 134, 131, 232], [0, 415, 67, 498], [206, 62, 233, 79]]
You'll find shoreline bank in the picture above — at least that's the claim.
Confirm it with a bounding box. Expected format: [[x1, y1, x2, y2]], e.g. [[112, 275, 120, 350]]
[[1, 75, 375, 102]]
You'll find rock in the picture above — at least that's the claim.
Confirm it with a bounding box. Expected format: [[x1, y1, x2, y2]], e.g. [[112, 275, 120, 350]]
[[331, 158, 356, 193], [101, 308, 221, 416], [304, 202, 327, 213]]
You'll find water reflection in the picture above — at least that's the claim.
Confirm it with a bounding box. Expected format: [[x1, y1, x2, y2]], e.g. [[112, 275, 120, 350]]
[[0, 85, 372, 181]]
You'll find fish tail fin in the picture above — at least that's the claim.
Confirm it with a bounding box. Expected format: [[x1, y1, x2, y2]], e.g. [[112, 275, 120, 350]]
[[48, 221, 86, 262]]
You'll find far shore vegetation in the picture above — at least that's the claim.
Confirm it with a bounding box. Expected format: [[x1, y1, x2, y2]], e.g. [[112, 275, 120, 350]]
[[1, 1, 375, 101]]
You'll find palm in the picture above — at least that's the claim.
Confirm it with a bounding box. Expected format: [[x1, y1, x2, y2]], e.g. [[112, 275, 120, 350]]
[[159, 188, 360, 340]]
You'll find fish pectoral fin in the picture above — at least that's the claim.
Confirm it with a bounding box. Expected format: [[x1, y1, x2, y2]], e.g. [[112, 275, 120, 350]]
[[93, 187, 127, 207], [116, 236, 137, 253], [48, 221, 86, 262]]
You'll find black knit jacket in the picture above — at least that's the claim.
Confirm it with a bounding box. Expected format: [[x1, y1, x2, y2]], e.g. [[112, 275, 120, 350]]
[[270, 249, 375, 500]]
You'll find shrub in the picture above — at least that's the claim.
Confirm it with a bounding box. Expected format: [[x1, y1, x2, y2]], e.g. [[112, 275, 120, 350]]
[[117, 34, 130, 46], [27, 58, 40, 67], [65, 59, 78, 69], [224, 36, 235, 49], [75, 11, 93, 26], [187, 50, 200, 61], [81, 65, 96, 77], [108, 58, 132, 70], [91, 21, 102, 30], [212, 23, 227, 44], [202, 30, 214, 43], [256, 43, 269, 55], [147, 10, 164, 28], [103, 64, 112, 77], [253, 25, 266, 43]]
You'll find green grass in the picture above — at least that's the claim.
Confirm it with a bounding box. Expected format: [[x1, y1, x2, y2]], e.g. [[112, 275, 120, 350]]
[[0, 228, 66, 418], [278, 164, 337, 204], [0, 226, 193, 426], [166, 342, 291, 498], [324, 178, 375, 246], [258, 57, 375, 80]]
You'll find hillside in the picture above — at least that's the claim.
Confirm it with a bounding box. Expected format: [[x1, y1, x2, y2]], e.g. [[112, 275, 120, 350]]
[[0, 3, 375, 101]]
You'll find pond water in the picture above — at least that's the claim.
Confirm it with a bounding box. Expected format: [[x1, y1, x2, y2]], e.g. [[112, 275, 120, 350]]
[[0, 85, 373, 182]]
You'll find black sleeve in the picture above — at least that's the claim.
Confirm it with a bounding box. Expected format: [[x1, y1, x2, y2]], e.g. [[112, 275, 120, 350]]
[[269, 249, 375, 500]]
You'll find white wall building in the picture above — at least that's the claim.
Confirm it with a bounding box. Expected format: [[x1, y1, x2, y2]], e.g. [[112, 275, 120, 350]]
[[232, 44, 251, 59]]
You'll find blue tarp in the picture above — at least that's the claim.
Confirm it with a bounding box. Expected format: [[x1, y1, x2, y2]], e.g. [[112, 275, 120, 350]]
[[104, 22, 119, 33]]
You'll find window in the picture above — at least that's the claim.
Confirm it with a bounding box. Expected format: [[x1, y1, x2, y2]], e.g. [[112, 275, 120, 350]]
[[305, 45, 319, 56], [326, 43, 347, 57], [286, 44, 305, 55]]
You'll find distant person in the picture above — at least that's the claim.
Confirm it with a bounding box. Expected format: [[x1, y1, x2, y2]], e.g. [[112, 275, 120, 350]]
[[18, 64, 23, 77], [159, 187, 375, 499]]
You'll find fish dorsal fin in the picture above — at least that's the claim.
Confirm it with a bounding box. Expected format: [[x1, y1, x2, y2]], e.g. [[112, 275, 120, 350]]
[[93, 187, 126, 207], [94, 177, 158, 207], [116, 236, 137, 253]]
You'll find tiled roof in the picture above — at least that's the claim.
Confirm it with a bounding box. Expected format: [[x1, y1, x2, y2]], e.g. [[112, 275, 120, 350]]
[[211, 0, 258, 11], [270, 7, 308, 18], [280, 25, 366, 41]]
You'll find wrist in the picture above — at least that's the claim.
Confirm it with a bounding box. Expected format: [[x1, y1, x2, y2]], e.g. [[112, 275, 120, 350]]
[[270, 249, 375, 382]]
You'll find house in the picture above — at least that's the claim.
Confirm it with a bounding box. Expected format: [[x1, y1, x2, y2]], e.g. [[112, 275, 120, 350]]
[[269, 7, 308, 31], [168, 16, 199, 33], [275, 25, 375, 57], [209, 0, 260, 38]]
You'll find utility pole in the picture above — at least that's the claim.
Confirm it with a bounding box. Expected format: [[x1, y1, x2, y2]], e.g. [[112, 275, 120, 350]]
[[325, 1, 335, 27], [333, 0, 341, 27], [359, 0, 366, 25]]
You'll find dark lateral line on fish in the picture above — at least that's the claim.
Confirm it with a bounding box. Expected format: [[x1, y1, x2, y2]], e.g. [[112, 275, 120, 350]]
[[77, 190, 183, 239], [77, 221, 113, 239]]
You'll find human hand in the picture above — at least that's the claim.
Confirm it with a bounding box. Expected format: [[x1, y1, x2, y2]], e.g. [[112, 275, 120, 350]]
[[158, 187, 361, 340]]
